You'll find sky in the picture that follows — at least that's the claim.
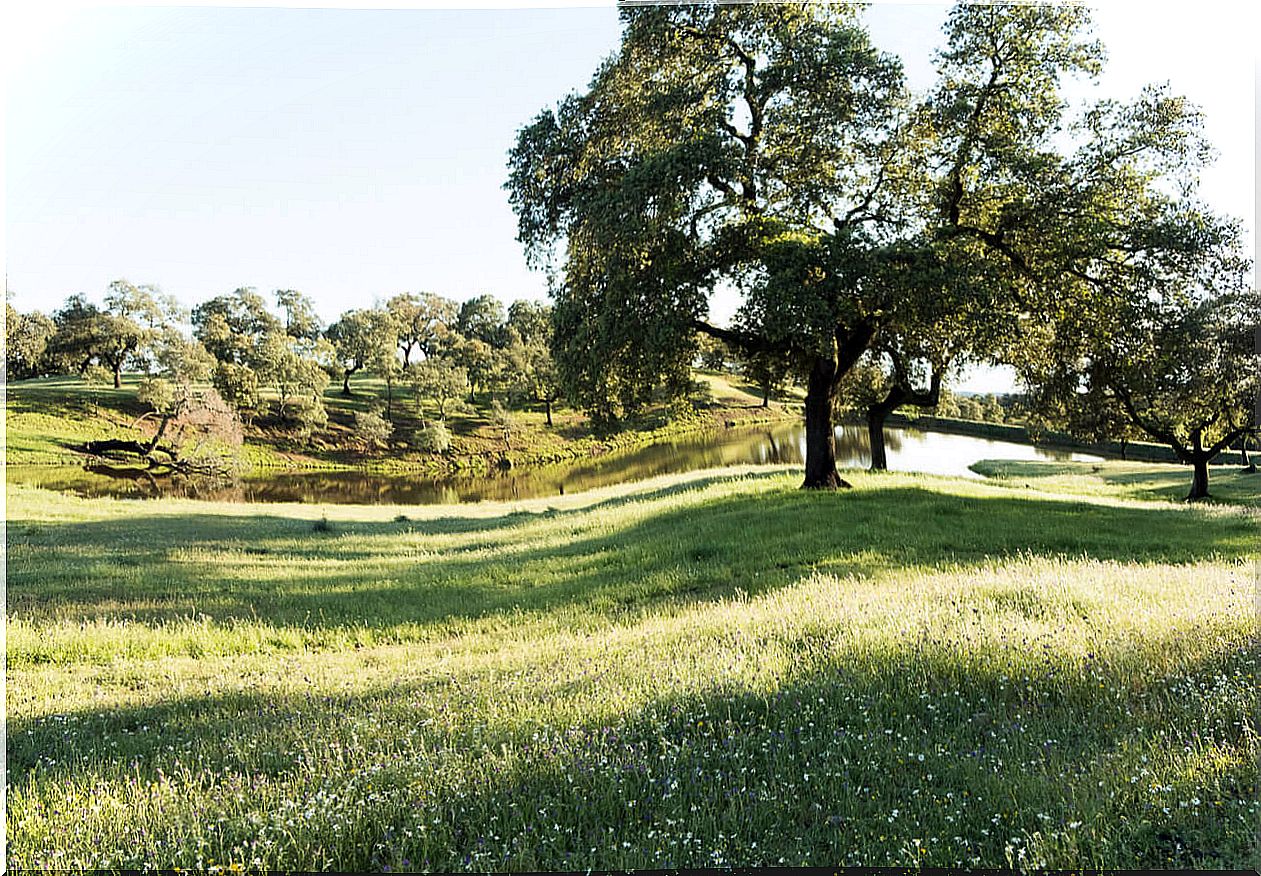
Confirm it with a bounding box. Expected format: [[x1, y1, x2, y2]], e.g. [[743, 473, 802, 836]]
[[4, 1, 1256, 393]]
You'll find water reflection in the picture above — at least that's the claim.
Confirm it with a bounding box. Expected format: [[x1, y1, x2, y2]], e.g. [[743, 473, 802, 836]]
[[7, 423, 1101, 505]]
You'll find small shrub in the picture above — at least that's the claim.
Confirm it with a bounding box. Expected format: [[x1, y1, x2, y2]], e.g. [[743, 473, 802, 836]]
[[353, 410, 393, 450], [490, 400, 519, 449], [411, 421, 452, 454]]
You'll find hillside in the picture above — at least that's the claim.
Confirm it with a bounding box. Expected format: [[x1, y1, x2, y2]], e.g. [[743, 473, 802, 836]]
[[4, 371, 795, 473]]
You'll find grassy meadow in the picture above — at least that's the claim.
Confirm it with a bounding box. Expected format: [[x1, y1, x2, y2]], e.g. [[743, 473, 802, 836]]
[[6, 459, 1259, 870]]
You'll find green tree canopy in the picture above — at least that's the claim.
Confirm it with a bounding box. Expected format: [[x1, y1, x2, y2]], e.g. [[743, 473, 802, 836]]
[[47, 281, 176, 388], [5, 303, 55, 380], [386, 292, 458, 365], [192, 288, 282, 369], [326, 307, 397, 396]]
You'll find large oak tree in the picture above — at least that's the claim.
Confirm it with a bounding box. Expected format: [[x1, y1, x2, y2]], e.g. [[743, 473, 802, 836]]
[[507, 2, 1105, 488]]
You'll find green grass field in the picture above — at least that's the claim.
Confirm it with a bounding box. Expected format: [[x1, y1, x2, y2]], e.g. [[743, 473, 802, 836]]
[[6, 460, 1259, 870]]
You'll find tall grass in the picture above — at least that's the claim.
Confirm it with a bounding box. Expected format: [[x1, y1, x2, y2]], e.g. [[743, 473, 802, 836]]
[[6, 465, 1259, 870]]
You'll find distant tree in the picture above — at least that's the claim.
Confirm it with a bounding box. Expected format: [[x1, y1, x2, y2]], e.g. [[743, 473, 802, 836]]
[[212, 362, 263, 423], [326, 308, 396, 395], [980, 394, 1006, 424], [258, 330, 331, 430], [5, 303, 55, 380], [48, 281, 175, 388], [454, 336, 500, 403], [456, 295, 507, 347], [192, 288, 282, 368], [506, 299, 551, 347], [193, 289, 330, 437], [737, 347, 793, 408], [1023, 283, 1258, 500], [406, 359, 467, 421], [47, 294, 103, 375], [86, 329, 241, 472], [411, 420, 452, 455], [695, 334, 729, 372], [274, 289, 322, 344], [490, 399, 519, 451], [492, 325, 532, 402], [151, 329, 216, 385], [387, 292, 459, 365], [523, 337, 564, 426], [956, 395, 984, 422], [1025, 383, 1142, 459]]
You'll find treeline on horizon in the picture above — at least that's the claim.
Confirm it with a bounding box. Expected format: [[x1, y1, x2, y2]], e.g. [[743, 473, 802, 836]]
[[4, 285, 569, 448], [5, 282, 1030, 440]]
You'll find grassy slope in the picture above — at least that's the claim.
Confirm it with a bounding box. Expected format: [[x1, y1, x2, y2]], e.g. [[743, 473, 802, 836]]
[[3, 373, 791, 471], [7, 463, 1259, 870]]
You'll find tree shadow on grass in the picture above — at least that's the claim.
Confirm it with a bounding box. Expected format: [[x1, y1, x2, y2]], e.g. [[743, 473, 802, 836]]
[[7, 623, 1256, 870], [7, 480, 1256, 635]]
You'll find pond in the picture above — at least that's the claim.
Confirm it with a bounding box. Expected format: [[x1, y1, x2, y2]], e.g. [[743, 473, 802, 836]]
[[7, 422, 1103, 505]]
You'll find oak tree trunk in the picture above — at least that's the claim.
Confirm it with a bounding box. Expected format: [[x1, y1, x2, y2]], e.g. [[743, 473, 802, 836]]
[[867, 409, 888, 472], [545, 398, 553, 427], [802, 354, 845, 489], [1187, 456, 1210, 501], [866, 386, 907, 473]]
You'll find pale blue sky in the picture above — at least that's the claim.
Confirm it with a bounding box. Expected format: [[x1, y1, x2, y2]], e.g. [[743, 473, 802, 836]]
[[4, 3, 1255, 392]]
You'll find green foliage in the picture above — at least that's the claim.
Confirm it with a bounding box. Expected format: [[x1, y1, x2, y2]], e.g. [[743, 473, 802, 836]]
[[81, 363, 113, 387], [506, 299, 551, 347], [490, 398, 519, 450], [274, 289, 322, 344], [695, 334, 729, 372], [212, 362, 262, 421], [453, 336, 500, 400], [1022, 282, 1257, 469], [456, 294, 508, 347], [386, 292, 459, 365], [46, 281, 176, 387], [135, 376, 176, 415], [409, 419, 451, 454], [326, 308, 397, 393], [5, 304, 55, 380], [507, 3, 906, 422], [406, 359, 467, 420], [191, 288, 281, 368], [266, 335, 330, 430]]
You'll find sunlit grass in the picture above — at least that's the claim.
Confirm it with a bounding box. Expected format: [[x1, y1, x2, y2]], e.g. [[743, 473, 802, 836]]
[[972, 458, 1261, 507], [6, 466, 1260, 870]]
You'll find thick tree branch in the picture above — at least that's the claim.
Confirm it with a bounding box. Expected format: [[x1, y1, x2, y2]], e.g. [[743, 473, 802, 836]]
[[1112, 383, 1186, 458], [691, 319, 776, 356]]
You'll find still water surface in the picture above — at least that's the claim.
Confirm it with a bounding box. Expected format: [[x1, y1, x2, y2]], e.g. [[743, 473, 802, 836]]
[[7, 422, 1102, 506]]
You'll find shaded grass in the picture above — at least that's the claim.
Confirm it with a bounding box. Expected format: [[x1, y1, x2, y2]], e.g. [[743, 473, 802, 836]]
[[8, 471, 1256, 660], [6, 467, 1260, 870]]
